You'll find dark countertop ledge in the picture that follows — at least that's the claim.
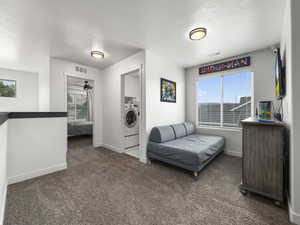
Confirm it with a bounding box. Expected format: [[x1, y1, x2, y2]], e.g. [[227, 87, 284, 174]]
[[0, 112, 67, 126], [241, 117, 285, 127], [0, 113, 8, 126]]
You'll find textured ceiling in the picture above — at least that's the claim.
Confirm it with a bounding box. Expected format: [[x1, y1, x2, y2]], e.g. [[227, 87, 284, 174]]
[[0, 0, 286, 69]]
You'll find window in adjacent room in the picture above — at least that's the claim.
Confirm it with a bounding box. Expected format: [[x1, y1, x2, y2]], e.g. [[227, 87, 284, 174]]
[[0, 79, 16, 97], [197, 71, 252, 128], [67, 90, 88, 122]]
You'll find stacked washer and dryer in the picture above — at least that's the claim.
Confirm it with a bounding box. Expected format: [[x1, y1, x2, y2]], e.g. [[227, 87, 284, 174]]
[[122, 70, 140, 159], [123, 97, 140, 157]]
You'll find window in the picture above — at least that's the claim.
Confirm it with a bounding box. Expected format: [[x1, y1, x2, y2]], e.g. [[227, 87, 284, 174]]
[[67, 90, 88, 122], [197, 72, 252, 128], [0, 79, 16, 97]]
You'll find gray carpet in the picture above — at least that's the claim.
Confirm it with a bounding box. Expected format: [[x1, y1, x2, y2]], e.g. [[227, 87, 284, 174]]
[[4, 136, 291, 225]]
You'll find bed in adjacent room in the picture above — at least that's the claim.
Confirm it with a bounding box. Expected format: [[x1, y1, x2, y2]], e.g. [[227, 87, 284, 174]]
[[68, 121, 93, 137]]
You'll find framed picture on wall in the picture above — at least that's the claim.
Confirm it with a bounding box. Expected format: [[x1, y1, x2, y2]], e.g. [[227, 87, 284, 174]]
[[0, 79, 16, 97], [160, 78, 176, 103]]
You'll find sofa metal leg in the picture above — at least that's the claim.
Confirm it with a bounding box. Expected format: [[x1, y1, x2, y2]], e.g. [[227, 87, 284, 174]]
[[193, 172, 198, 177]]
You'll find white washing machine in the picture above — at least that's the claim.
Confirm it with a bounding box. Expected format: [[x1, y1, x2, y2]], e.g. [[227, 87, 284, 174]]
[[124, 102, 139, 136], [123, 101, 139, 149]]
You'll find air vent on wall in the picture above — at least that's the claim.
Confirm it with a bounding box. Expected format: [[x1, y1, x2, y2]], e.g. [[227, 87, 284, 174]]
[[75, 66, 87, 74]]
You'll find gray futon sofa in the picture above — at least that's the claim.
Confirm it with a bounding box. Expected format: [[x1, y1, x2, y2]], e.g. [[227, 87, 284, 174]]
[[147, 122, 225, 177]]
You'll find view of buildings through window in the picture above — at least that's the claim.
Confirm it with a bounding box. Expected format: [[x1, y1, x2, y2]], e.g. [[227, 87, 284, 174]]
[[197, 72, 252, 127]]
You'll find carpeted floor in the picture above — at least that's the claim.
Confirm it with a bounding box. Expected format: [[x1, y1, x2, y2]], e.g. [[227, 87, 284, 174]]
[[4, 136, 291, 225]]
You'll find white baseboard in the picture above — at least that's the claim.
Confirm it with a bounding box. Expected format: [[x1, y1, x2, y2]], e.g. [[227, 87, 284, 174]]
[[100, 143, 121, 153], [139, 157, 147, 164], [225, 150, 242, 158], [8, 163, 67, 185], [93, 142, 103, 148], [289, 202, 300, 224], [0, 181, 7, 225], [98, 143, 147, 163]]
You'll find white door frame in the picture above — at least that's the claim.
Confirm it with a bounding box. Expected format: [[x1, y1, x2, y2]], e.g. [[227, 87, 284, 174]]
[[64, 73, 96, 145], [120, 65, 145, 162]]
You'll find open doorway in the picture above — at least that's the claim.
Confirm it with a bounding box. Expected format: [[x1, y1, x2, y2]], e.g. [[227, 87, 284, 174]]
[[121, 69, 141, 159], [66, 76, 94, 149]]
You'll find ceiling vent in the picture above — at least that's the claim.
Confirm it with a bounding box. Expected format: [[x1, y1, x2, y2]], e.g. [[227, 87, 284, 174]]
[[75, 66, 87, 74]]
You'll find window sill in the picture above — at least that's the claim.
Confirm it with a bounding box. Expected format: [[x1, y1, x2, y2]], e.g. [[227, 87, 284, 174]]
[[197, 125, 242, 132]]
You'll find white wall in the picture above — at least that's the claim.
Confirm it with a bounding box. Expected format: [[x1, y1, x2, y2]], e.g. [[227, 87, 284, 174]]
[[0, 53, 50, 111], [102, 51, 145, 153], [186, 48, 277, 156], [49, 58, 103, 147], [144, 50, 185, 160], [103, 50, 185, 162], [0, 121, 7, 225], [7, 117, 67, 184], [0, 68, 39, 112], [124, 73, 140, 100], [281, 0, 300, 223]]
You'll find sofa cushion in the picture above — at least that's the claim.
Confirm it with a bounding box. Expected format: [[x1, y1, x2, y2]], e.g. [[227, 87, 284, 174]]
[[183, 122, 195, 135], [149, 125, 175, 143], [147, 134, 225, 171], [171, 123, 187, 139]]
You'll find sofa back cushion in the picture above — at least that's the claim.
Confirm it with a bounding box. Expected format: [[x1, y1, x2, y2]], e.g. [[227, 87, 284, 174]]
[[171, 123, 187, 139], [149, 125, 175, 143], [183, 122, 195, 135]]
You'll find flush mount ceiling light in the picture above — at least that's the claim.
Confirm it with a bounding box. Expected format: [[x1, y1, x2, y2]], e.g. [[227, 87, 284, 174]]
[[189, 27, 207, 40], [91, 51, 104, 59]]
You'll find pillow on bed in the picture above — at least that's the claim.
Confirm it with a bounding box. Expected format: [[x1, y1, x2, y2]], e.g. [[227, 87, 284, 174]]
[[171, 123, 187, 139], [183, 122, 195, 135], [149, 125, 175, 143]]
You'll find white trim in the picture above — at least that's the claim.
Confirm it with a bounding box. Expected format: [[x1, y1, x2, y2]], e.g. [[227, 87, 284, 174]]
[[64, 73, 96, 147], [194, 73, 198, 125], [139, 63, 147, 162], [8, 163, 67, 185], [197, 125, 242, 132], [96, 143, 148, 163], [225, 150, 242, 158], [251, 72, 255, 117], [198, 122, 243, 128], [120, 65, 145, 164], [0, 181, 7, 225], [120, 67, 141, 154], [289, 202, 300, 224], [100, 143, 122, 153], [220, 75, 224, 127], [139, 157, 147, 164], [93, 142, 103, 148]]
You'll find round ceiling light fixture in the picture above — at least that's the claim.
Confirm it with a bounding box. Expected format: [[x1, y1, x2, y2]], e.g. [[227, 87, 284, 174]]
[[189, 27, 207, 40], [91, 51, 104, 59]]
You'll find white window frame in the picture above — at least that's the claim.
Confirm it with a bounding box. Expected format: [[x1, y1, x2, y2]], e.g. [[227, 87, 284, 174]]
[[197, 71, 254, 130], [67, 92, 88, 122]]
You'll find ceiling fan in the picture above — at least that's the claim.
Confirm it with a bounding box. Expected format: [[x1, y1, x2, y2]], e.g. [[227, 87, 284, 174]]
[[83, 81, 93, 90]]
